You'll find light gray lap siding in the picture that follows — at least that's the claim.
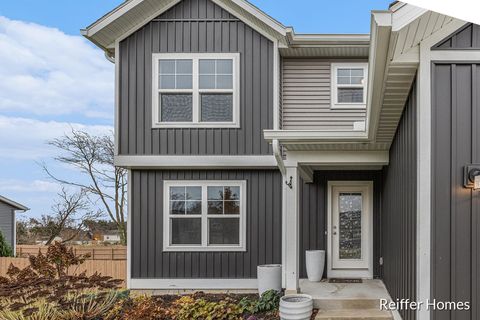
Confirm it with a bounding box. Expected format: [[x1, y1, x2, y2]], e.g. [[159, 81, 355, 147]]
[[0, 202, 14, 247], [130, 169, 282, 279], [281, 59, 367, 130], [118, 0, 274, 156]]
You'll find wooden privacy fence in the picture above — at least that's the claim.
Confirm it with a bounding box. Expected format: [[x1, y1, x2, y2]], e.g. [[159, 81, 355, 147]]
[[0, 258, 126, 287], [16, 245, 127, 260]]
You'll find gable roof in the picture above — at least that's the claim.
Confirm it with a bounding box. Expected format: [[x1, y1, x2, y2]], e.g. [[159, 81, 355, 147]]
[[81, 0, 288, 52], [82, 0, 372, 58], [0, 195, 29, 211]]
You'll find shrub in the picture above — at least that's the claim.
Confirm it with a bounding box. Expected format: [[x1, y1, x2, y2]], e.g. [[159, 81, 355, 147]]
[[172, 295, 244, 320], [0, 242, 123, 315], [238, 290, 281, 316], [0, 230, 13, 257], [254, 290, 281, 313]]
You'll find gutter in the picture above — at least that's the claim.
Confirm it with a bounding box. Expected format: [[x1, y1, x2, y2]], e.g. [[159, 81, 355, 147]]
[[285, 27, 370, 47]]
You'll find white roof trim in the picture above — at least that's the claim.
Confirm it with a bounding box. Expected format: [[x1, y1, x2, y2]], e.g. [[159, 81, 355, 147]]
[[286, 31, 370, 46], [83, 0, 287, 50], [0, 195, 29, 211], [222, 0, 286, 35]]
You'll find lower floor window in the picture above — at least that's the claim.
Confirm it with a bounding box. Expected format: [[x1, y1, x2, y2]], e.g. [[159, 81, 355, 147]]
[[163, 180, 246, 251]]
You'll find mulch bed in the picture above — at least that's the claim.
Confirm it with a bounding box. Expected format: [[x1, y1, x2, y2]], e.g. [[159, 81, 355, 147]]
[[147, 292, 319, 320]]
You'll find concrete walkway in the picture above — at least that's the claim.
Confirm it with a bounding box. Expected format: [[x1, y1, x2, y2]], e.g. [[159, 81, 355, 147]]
[[300, 279, 396, 320]]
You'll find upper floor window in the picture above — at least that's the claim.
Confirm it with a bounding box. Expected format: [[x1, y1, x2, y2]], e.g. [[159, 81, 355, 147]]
[[331, 63, 368, 109], [152, 53, 240, 128]]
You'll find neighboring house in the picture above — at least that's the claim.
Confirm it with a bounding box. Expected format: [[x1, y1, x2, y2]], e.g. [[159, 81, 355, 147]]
[[0, 195, 28, 253], [102, 231, 121, 244], [92, 230, 121, 243], [83, 1, 480, 319]]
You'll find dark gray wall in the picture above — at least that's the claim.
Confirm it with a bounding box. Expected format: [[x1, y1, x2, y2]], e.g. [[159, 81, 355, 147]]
[[298, 171, 383, 279], [434, 23, 480, 49], [130, 169, 282, 278], [382, 81, 417, 320], [432, 63, 480, 320], [0, 202, 14, 248], [119, 0, 274, 155]]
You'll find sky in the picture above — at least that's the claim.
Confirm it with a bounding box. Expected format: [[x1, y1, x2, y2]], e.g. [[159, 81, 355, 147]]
[[0, 0, 391, 220]]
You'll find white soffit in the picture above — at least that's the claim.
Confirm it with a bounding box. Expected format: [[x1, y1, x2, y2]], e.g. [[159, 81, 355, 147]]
[[368, 4, 460, 146]]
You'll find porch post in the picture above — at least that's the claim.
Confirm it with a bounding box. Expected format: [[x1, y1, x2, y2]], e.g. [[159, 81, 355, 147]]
[[283, 166, 300, 293]]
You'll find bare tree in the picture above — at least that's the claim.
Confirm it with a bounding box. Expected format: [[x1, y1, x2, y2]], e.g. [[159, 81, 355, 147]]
[[37, 188, 100, 245], [42, 129, 127, 244]]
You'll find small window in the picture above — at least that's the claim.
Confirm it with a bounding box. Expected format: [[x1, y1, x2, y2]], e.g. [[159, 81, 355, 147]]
[[153, 53, 240, 128], [331, 63, 368, 109], [163, 181, 246, 252]]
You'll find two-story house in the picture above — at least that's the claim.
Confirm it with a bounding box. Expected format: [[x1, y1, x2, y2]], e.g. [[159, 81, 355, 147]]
[[83, 1, 480, 319]]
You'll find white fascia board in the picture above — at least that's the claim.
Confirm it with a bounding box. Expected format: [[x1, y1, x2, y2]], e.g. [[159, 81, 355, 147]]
[[365, 11, 392, 141], [130, 278, 257, 290], [392, 3, 428, 32], [284, 151, 389, 167], [264, 130, 368, 143], [0, 196, 29, 211], [286, 31, 370, 47], [115, 155, 277, 169], [223, 0, 286, 36], [84, 0, 286, 49], [84, 0, 153, 36]]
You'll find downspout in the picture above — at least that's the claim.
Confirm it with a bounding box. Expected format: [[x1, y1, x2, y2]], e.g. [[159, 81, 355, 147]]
[[273, 139, 286, 176]]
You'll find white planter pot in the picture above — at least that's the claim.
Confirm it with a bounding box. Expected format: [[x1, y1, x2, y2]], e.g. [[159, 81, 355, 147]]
[[305, 250, 325, 282], [257, 264, 282, 295], [280, 294, 313, 320]]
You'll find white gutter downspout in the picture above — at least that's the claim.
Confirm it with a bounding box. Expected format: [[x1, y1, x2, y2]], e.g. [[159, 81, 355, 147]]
[[273, 139, 286, 176]]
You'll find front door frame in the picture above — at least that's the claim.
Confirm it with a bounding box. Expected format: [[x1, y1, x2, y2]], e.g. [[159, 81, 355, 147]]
[[327, 181, 374, 279]]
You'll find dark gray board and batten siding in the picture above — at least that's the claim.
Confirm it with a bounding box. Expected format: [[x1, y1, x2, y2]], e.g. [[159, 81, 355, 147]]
[[130, 169, 282, 279], [434, 23, 480, 49], [432, 63, 480, 320], [118, 0, 274, 156], [382, 82, 417, 320], [298, 171, 383, 279]]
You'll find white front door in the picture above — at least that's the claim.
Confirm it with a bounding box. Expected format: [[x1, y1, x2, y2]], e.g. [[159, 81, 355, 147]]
[[327, 181, 373, 279]]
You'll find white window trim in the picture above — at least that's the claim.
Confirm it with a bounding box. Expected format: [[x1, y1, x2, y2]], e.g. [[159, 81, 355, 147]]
[[152, 53, 240, 128], [331, 62, 368, 110], [163, 180, 247, 252]]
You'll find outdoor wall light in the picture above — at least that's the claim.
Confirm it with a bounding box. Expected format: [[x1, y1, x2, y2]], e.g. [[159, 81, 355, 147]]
[[464, 165, 480, 190]]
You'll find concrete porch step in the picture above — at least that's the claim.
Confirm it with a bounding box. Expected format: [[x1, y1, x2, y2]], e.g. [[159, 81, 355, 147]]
[[314, 298, 380, 310], [315, 308, 393, 320]]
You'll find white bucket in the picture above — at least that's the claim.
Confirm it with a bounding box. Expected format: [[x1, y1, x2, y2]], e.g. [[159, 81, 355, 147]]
[[257, 264, 282, 295], [305, 250, 325, 282], [279, 294, 313, 320]]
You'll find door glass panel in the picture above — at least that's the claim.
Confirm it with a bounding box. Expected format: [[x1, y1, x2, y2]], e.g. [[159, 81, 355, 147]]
[[338, 192, 362, 260]]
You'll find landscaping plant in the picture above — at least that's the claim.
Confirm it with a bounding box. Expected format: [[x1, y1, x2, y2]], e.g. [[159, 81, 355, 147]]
[[0, 243, 292, 319], [0, 229, 13, 257], [0, 242, 122, 317]]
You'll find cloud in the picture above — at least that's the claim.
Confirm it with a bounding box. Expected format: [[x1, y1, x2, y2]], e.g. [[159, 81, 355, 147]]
[[0, 179, 61, 193], [0, 115, 113, 160], [0, 16, 114, 118]]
